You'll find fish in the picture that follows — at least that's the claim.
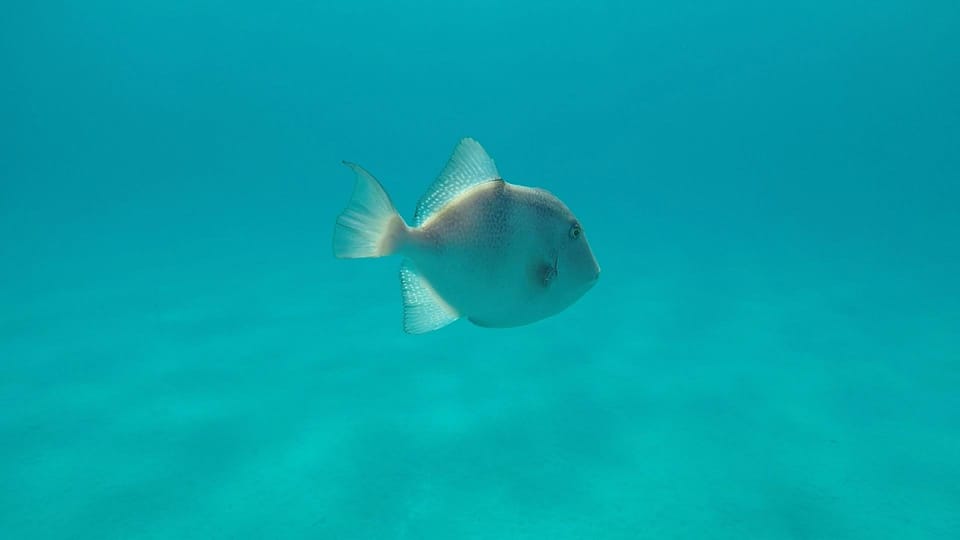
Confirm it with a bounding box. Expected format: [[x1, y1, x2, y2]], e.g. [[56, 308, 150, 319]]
[[333, 138, 601, 334]]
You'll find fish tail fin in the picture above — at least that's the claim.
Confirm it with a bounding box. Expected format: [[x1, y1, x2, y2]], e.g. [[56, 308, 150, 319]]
[[334, 161, 409, 258]]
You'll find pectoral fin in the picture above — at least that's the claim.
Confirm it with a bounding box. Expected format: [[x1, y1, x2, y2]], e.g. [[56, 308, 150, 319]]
[[533, 255, 559, 288]]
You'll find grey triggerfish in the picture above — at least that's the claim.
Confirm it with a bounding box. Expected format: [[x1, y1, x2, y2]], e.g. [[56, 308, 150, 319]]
[[333, 138, 601, 334]]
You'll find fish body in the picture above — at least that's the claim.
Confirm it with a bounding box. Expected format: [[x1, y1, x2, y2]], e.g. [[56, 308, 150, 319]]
[[333, 138, 600, 334]]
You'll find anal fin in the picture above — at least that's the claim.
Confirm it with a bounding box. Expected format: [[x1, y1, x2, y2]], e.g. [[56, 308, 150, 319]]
[[399, 261, 459, 334]]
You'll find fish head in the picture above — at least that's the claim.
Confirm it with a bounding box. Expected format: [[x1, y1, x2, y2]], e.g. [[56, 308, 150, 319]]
[[533, 189, 601, 305]]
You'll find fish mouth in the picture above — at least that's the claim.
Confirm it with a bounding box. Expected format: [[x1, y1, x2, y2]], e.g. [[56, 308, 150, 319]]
[[583, 267, 600, 291]]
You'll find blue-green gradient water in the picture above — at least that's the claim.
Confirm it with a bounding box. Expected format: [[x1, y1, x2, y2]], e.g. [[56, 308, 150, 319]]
[[2, 1, 958, 538]]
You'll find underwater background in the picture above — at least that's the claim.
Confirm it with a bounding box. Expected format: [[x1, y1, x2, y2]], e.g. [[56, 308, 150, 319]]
[[2, 1, 958, 538]]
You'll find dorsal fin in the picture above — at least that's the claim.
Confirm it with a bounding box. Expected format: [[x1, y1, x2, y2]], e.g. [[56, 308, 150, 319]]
[[414, 138, 501, 226]]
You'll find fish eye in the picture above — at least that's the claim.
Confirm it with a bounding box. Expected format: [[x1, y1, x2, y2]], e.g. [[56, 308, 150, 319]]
[[569, 223, 582, 239]]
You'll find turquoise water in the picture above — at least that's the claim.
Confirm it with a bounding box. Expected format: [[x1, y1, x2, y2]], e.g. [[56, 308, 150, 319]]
[[2, 1, 959, 538]]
